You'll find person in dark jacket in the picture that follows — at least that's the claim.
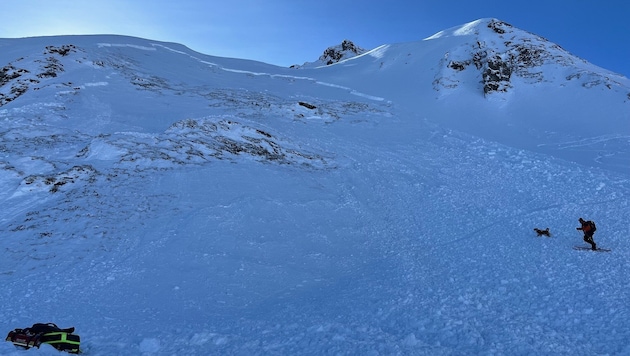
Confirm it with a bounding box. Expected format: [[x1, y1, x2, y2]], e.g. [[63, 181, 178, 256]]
[[577, 217, 597, 250]]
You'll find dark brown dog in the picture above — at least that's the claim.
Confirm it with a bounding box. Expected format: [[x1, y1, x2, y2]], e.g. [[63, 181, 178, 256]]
[[534, 228, 551, 237]]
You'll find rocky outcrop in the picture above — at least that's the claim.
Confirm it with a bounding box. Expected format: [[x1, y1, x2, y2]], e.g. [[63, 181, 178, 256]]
[[319, 40, 366, 65], [0, 44, 78, 106], [44, 44, 77, 56], [483, 54, 512, 94], [290, 40, 367, 68]]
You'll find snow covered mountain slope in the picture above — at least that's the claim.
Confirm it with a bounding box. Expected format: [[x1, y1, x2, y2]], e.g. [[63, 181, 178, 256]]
[[0, 18, 629, 355], [299, 18, 630, 173]]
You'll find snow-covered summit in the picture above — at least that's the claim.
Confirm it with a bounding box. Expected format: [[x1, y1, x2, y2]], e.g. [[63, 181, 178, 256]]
[[425, 17, 517, 40], [425, 18, 626, 94]]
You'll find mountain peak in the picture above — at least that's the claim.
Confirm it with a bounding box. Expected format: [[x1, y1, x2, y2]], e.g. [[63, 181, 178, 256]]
[[425, 18, 515, 40], [319, 39, 367, 65], [425, 18, 614, 95], [291, 39, 366, 68]]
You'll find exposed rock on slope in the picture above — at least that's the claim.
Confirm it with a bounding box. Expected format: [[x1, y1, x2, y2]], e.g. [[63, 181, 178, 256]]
[[291, 40, 366, 68], [433, 19, 628, 96], [319, 40, 367, 65]]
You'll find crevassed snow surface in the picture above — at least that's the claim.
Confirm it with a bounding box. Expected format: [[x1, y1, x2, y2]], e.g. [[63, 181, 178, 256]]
[[1, 21, 630, 355]]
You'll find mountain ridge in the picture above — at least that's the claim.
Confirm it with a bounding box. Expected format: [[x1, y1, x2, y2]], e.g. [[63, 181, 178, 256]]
[[1, 18, 628, 174]]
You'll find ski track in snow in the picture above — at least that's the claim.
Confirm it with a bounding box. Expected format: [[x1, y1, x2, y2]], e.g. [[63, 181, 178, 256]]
[[153, 42, 387, 102]]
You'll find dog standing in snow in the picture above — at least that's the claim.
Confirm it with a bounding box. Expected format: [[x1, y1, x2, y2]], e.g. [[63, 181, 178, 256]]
[[534, 228, 551, 237]]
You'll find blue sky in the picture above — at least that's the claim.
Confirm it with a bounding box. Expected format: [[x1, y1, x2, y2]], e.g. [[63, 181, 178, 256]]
[[3, 0, 629, 76]]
